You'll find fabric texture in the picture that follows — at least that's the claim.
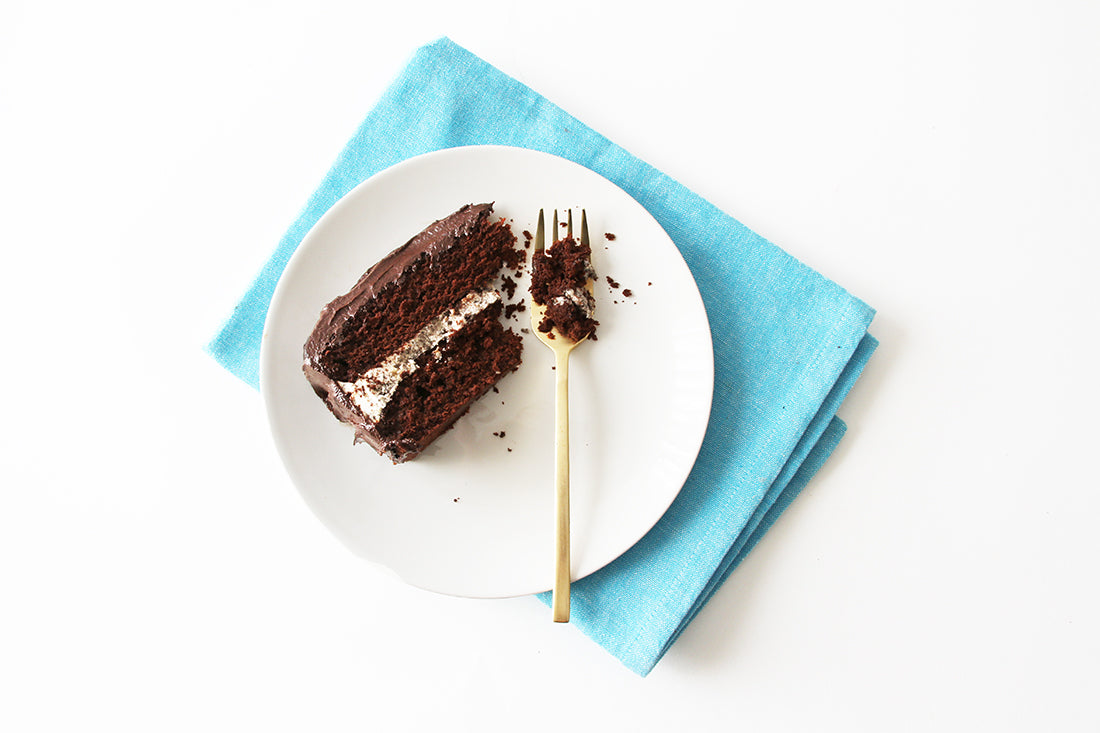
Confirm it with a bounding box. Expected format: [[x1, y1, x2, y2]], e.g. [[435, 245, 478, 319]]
[[207, 37, 877, 676]]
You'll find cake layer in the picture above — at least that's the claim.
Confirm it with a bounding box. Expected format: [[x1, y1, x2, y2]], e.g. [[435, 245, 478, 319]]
[[305, 298, 521, 463], [305, 203, 518, 382], [336, 288, 500, 423], [374, 299, 521, 462]]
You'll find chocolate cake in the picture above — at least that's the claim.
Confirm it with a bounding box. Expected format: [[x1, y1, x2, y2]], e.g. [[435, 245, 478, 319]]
[[303, 203, 524, 463], [530, 233, 599, 342]]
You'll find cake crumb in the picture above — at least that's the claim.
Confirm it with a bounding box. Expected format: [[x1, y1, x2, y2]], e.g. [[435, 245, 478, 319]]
[[502, 242, 525, 271], [606, 276, 620, 289], [507, 447, 512, 452], [453, 498, 460, 503], [492, 386, 499, 393], [622, 288, 633, 297], [604, 232, 616, 241]]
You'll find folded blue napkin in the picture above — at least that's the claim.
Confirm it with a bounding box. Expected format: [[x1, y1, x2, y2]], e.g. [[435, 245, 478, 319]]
[[208, 37, 877, 676]]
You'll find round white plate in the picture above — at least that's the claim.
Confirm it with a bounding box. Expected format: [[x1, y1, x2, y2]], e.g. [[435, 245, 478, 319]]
[[261, 145, 713, 598]]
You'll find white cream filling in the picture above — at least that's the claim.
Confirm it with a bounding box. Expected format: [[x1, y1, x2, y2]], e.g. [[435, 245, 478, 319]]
[[337, 288, 500, 422], [552, 287, 596, 318]]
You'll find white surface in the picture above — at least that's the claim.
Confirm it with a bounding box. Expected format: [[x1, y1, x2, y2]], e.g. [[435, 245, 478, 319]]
[[263, 146, 712, 597], [2, 1, 1098, 731]]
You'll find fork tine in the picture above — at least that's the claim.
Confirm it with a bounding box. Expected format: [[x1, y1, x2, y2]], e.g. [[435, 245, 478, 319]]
[[567, 209, 573, 238], [580, 209, 589, 248], [535, 209, 545, 253], [553, 209, 559, 241]]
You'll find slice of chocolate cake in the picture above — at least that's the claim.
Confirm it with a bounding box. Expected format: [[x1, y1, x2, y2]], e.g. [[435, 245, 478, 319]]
[[530, 232, 599, 342], [303, 203, 523, 463]]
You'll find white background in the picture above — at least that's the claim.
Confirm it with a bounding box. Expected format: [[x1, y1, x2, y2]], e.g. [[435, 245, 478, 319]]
[[3, 1, 1098, 731]]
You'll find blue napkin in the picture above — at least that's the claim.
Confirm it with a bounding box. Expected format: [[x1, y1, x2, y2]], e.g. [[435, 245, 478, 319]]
[[207, 37, 877, 676]]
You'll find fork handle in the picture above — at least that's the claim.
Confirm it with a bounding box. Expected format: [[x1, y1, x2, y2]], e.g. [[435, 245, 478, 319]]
[[552, 348, 571, 623]]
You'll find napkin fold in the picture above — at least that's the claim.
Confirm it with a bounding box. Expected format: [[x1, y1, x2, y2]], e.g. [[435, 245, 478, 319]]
[[207, 37, 876, 676]]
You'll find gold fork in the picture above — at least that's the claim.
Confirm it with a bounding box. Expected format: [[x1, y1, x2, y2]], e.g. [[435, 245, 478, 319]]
[[529, 208, 594, 623]]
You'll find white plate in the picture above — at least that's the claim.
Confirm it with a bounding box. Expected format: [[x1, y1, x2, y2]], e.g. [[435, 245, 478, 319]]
[[261, 145, 713, 598]]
